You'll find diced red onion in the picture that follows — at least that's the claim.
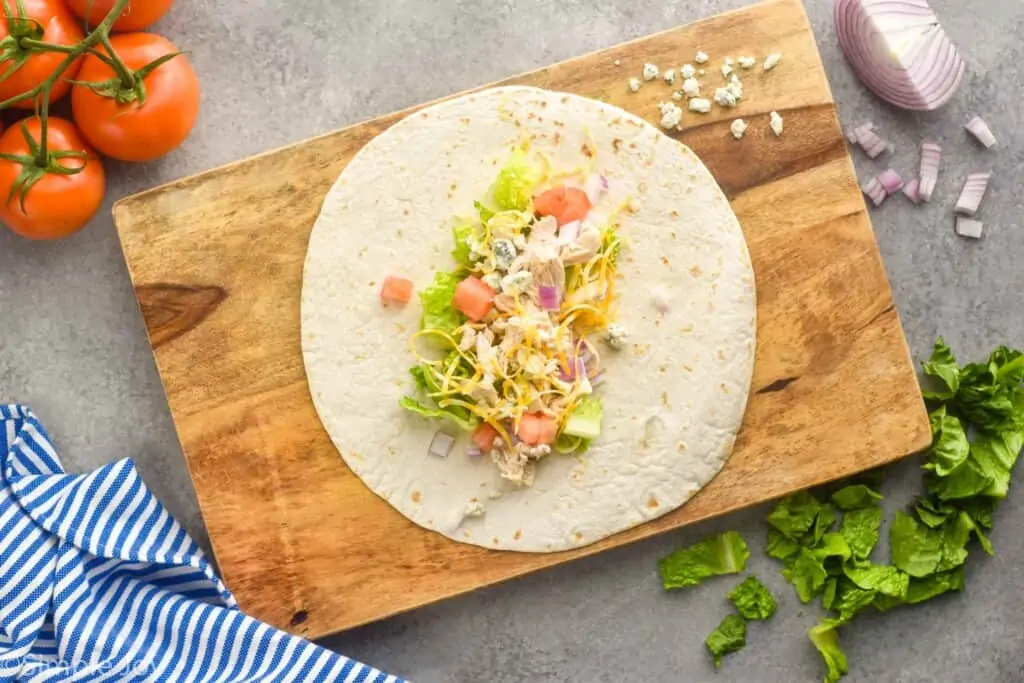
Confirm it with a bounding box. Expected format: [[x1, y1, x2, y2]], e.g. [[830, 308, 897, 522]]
[[583, 174, 609, 205], [559, 357, 587, 382], [861, 177, 887, 207], [878, 169, 904, 195], [856, 127, 889, 159], [844, 126, 860, 145], [466, 445, 482, 457], [954, 217, 983, 239], [902, 177, 922, 204], [538, 285, 560, 310], [428, 431, 455, 458], [918, 142, 941, 202], [965, 116, 996, 149], [955, 173, 991, 216], [834, 0, 965, 111]]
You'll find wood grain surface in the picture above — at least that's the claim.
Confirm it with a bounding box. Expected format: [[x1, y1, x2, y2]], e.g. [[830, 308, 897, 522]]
[[113, 0, 931, 639]]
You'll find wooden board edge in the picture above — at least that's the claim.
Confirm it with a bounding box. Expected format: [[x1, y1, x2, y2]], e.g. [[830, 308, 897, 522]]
[[112, 0, 800, 229]]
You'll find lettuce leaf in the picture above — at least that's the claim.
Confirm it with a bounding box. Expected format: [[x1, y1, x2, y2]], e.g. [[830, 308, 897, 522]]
[[840, 506, 883, 560], [705, 614, 747, 668], [921, 337, 960, 401], [889, 511, 943, 578], [810, 504, 838, 545], [873, 567, 965, 611], [727, 576, 777, 620], [914, 497, 956, 528], [767, 491, 824, 541], [842, 562, 908, 598], [766, 527, 801, 562], [831, 580, 877, 621], [474, 200, 495, 224], [971, 427, 1024, 498], [830, 485, 883, 511], [419, 271, 465, 335], [658, 531, 749, 590], [923, 407, 970, 477], [782, 548, 828, 603], [808, 619, 848, 683], [491, 146, 542, 211], [451, 220, 476, 268], [929, 458, 992, 501], [398, 396, 478, 432]]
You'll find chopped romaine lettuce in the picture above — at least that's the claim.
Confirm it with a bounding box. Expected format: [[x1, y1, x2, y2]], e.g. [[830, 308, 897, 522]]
[[808, 619, 848, 683], [419, 270, 465, 335], [451, 220, 476, 268], [554, 432, 591, 454], [830, 485, 883, 511], [842, 562, 908, 599], [473, 200, 495, 224], [766, 491, 824, 541], [563, 396, 602, 439], [921, 337, 960, 401], [839, 506, 883, 560], [727, 576, 777, 620], [658, 531, 749, 590], [705, 614, 746, 668], [398, 396, 478, 431], [491, 146, 543, 211]]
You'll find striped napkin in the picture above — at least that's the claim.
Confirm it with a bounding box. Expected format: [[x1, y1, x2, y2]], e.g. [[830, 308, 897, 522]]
[[0, 405, 406, 682]]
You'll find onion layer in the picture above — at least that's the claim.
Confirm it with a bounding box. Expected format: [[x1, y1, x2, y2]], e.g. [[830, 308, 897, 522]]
[[834, 0, 965, 111]]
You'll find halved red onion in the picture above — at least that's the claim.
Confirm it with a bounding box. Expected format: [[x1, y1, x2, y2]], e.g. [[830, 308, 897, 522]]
[[918, 142, 941, 202], [428, 431, 455, 458], [955, 173, 991, 216], [878, 169, 904, 195], [954, 217, 983, 239], [538, 285, 560, 310], [965, 116, 996, 149], [583, 174, 609, 205], [856, 126, 890, 158], [902, 177, 922, 204], [862, 177, 887, 207], [834, 0, 965, 111]]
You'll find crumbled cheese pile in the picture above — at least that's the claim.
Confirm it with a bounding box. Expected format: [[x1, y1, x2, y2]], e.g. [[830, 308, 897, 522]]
[[626, 50, 785, 138]]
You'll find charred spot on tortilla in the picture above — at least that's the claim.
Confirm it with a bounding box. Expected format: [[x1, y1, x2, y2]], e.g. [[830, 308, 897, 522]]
[[647, 496, 659, 508], [301, 86, 755, 553], [411, 491, 422, 503]]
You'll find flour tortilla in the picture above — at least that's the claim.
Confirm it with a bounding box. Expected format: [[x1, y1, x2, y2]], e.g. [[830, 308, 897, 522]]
[[301, 86, 756, 553]]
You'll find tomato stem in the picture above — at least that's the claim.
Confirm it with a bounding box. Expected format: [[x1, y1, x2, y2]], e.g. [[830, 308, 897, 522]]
[[99, 31, 134, 88], [19, 38, 75, 53]]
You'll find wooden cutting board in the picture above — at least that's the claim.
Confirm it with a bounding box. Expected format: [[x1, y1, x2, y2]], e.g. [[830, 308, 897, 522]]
[[113, 0, 931, 639]]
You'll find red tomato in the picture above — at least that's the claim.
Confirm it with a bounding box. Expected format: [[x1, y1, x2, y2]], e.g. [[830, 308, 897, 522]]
[[533, 186, 592, 226], [65, 0, 174, 32], [71, 33, 199, 162], [517, 413, 558, 445], [0, 118, 105, 240], [0, 0, 84, 108], [472, 423, 500, 451], [380, 275, 414, 305], [453, 276, 494, 322]]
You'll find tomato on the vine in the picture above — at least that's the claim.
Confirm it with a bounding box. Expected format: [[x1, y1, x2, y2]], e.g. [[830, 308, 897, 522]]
[[65, 0, 174, 32], [71, 32, 199, 162], [0, 0, 84, 108], [0, 117, 105, 240]]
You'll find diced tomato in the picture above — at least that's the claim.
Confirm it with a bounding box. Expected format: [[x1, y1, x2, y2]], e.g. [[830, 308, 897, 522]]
[[380, 275, 414, 305], [533, 185, 592, 226], [516, 413, 558, 445], [472, 422, 500, 451], [453, 276, 494, 321]]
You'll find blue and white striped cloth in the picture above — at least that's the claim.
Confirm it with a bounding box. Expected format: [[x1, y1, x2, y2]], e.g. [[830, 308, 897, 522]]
[[0, 405, 405, 682]]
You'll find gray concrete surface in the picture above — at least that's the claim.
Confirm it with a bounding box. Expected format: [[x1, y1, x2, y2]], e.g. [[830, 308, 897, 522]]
[[1, 0, 1023, 681]]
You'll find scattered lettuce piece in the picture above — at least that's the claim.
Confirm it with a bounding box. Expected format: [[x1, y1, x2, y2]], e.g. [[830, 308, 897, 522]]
[[705, 614, 747, 668], [840, 507, 883, 560], [914, 497, 955, 528], [419, 271, 465, 336], [810, 504, 838, 545], [658, 531, 749, 590], [473, 200, 495, 224], [563, 395, 603, 439], [491, 146, 542, 211], [809, 619, 848, 683], [553, 432, 591, 454], [929, 458, 992, 501], [822, 578, 838, 610], [831, 485, 883, 511], [924, 406, 970, 477], [842, 562, 908, 599], [782, 548, 828, 603], [921, 337, 960, 401], [889, 511, 943, 578], [766, 528, 801, 562], [727, 576, 777, 620], [831, 580, 877, 621], [971, 427, 1024, 498], [873, 567, 966, 612], [767, 491, 824, 541]]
